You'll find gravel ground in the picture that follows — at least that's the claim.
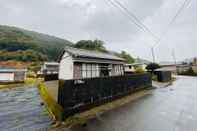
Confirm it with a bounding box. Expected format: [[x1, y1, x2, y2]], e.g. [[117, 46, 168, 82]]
[[0, 85, 52, 131]]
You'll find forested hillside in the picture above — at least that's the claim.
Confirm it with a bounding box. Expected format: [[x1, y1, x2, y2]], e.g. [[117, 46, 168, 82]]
[[0, 25, 73, 61]]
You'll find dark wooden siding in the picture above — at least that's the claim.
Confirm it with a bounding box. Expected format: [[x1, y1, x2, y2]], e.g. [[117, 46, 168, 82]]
[[58, 73, 152, 119]]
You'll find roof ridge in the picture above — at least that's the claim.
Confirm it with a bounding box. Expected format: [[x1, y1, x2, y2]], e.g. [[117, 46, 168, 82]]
[[64, 46, 125, 61], [65, 46, 110, 54]]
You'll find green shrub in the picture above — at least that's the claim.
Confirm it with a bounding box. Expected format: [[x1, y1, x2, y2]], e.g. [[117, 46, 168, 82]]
[[135, 66, 145, 73], [179, 67, 197, 76]]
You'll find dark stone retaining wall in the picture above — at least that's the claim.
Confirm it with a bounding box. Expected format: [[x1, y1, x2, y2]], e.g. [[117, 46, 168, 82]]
[[58, 73, 152, 120]]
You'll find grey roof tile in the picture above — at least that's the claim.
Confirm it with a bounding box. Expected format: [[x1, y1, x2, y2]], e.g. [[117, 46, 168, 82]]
[[64, 47, 125, 61]]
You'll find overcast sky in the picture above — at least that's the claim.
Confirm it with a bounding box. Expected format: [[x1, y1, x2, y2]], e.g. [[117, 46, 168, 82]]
[[0, 0, 196, 62]]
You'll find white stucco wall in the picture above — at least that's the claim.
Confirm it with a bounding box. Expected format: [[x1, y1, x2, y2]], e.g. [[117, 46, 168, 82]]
[[0, 73, 14, 81], [59, 52, 74, 80], [124, 66, 135, 72]]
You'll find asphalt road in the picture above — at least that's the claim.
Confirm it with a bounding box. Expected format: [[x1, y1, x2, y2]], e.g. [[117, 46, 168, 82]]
[[0, 76, 197, 131], [71, 76, 197, 131]]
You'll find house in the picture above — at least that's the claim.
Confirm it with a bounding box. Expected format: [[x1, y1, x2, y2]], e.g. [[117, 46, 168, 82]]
[[40, 47, 152, 120], [159, 62, 182, 74], [177, 64, 197, 74], [124, 63, 147, 74], [0, 67, 27, 83], [58, 47, 125, 80], [37, 62, 59, 81], [124, 58, 150, 74], [38, 62, 59, 75]]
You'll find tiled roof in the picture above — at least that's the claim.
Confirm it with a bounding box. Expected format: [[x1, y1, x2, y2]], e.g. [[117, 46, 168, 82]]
[[0, 67, 27, 72], [64, 47, 125, 61]]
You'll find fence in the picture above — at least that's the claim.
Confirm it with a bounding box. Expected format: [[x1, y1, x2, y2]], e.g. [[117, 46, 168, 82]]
[[44, 74, 58, 81], [58, 73, 152, 119]]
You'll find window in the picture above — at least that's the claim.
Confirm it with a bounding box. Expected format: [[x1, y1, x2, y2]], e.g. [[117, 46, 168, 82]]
[[81, 63, 100, 78], [111, 64, 124, 76]]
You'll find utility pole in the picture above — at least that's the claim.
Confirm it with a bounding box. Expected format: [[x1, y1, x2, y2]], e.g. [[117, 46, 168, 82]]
[[172, 49, 178, 74], [172, 49, 177, 65], [151, 47, 156, 63]]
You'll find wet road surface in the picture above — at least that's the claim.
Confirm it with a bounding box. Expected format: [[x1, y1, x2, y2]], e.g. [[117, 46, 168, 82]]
[[71, 76, 197, 131], [0, 76, 197, 131]]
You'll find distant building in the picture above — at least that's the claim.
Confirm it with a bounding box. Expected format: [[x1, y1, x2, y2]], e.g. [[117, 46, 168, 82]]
[[124, 63, 147, 74], [0, 68, 27, 83], [42, 62, 59, 74], [177, 65, 197, 74], [38, 62, 59, 75], [58, 47, 125, 80], [37, 62, 59, 81], [159, 62, 182, 74]]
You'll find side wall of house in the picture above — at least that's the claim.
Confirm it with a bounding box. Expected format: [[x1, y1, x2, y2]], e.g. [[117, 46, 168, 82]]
[[14, 72, 26, 81], [59, 52, 74, 80], [0, 73, 14, 82]]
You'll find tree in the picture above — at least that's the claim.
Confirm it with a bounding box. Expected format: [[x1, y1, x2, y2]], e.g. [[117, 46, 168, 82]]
[[146, 63, 160, 73], [135, 66, 145, 73], [193, 57, 197, 65], [74, 39, 107, 52], [118, 51, 135, 64]]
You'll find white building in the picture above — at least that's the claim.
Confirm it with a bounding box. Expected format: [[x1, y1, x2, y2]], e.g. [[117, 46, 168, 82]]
[[0, 68, 27, 82], [58, 47, 125, 80], [40, 62, 59, 75], [124, 63, 148, 74]]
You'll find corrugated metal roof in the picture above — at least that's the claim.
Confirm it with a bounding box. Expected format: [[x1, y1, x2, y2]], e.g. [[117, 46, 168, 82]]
[[0, 68, 27, 72], [155, 67, 176, 71], [125, 63, 145, 66], [64, 47, 125, 61], [44, 62, 59, 65]]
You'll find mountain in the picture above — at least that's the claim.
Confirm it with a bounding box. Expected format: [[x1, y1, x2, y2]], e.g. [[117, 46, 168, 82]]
[[0, 25, 73, 61], [135, 58, 151, 64]]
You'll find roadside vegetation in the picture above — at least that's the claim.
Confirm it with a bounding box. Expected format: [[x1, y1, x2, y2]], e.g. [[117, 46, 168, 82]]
[[146, 63, 161, 81], [146, 63, 160, 73], [74, 39, 135, 64], [178, 67, 197, 76]]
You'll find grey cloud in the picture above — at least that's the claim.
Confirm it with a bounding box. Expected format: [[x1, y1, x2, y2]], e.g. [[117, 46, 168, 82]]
[[0, 0, 196, 61]]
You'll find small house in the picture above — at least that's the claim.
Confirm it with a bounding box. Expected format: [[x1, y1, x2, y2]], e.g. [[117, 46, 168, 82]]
[[38, 62, 59, 81], [58, 47, 125, 80], [0, 68, 27, 83], [124, 63, 148, 74], [40, 62, 59, 75]]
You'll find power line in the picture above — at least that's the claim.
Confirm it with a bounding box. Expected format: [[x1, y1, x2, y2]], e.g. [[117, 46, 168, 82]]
[[153, 0, 192, 47], [112, 0, 159, 41], [106, 0, 159, 41], [151, 0, 191, 62]]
